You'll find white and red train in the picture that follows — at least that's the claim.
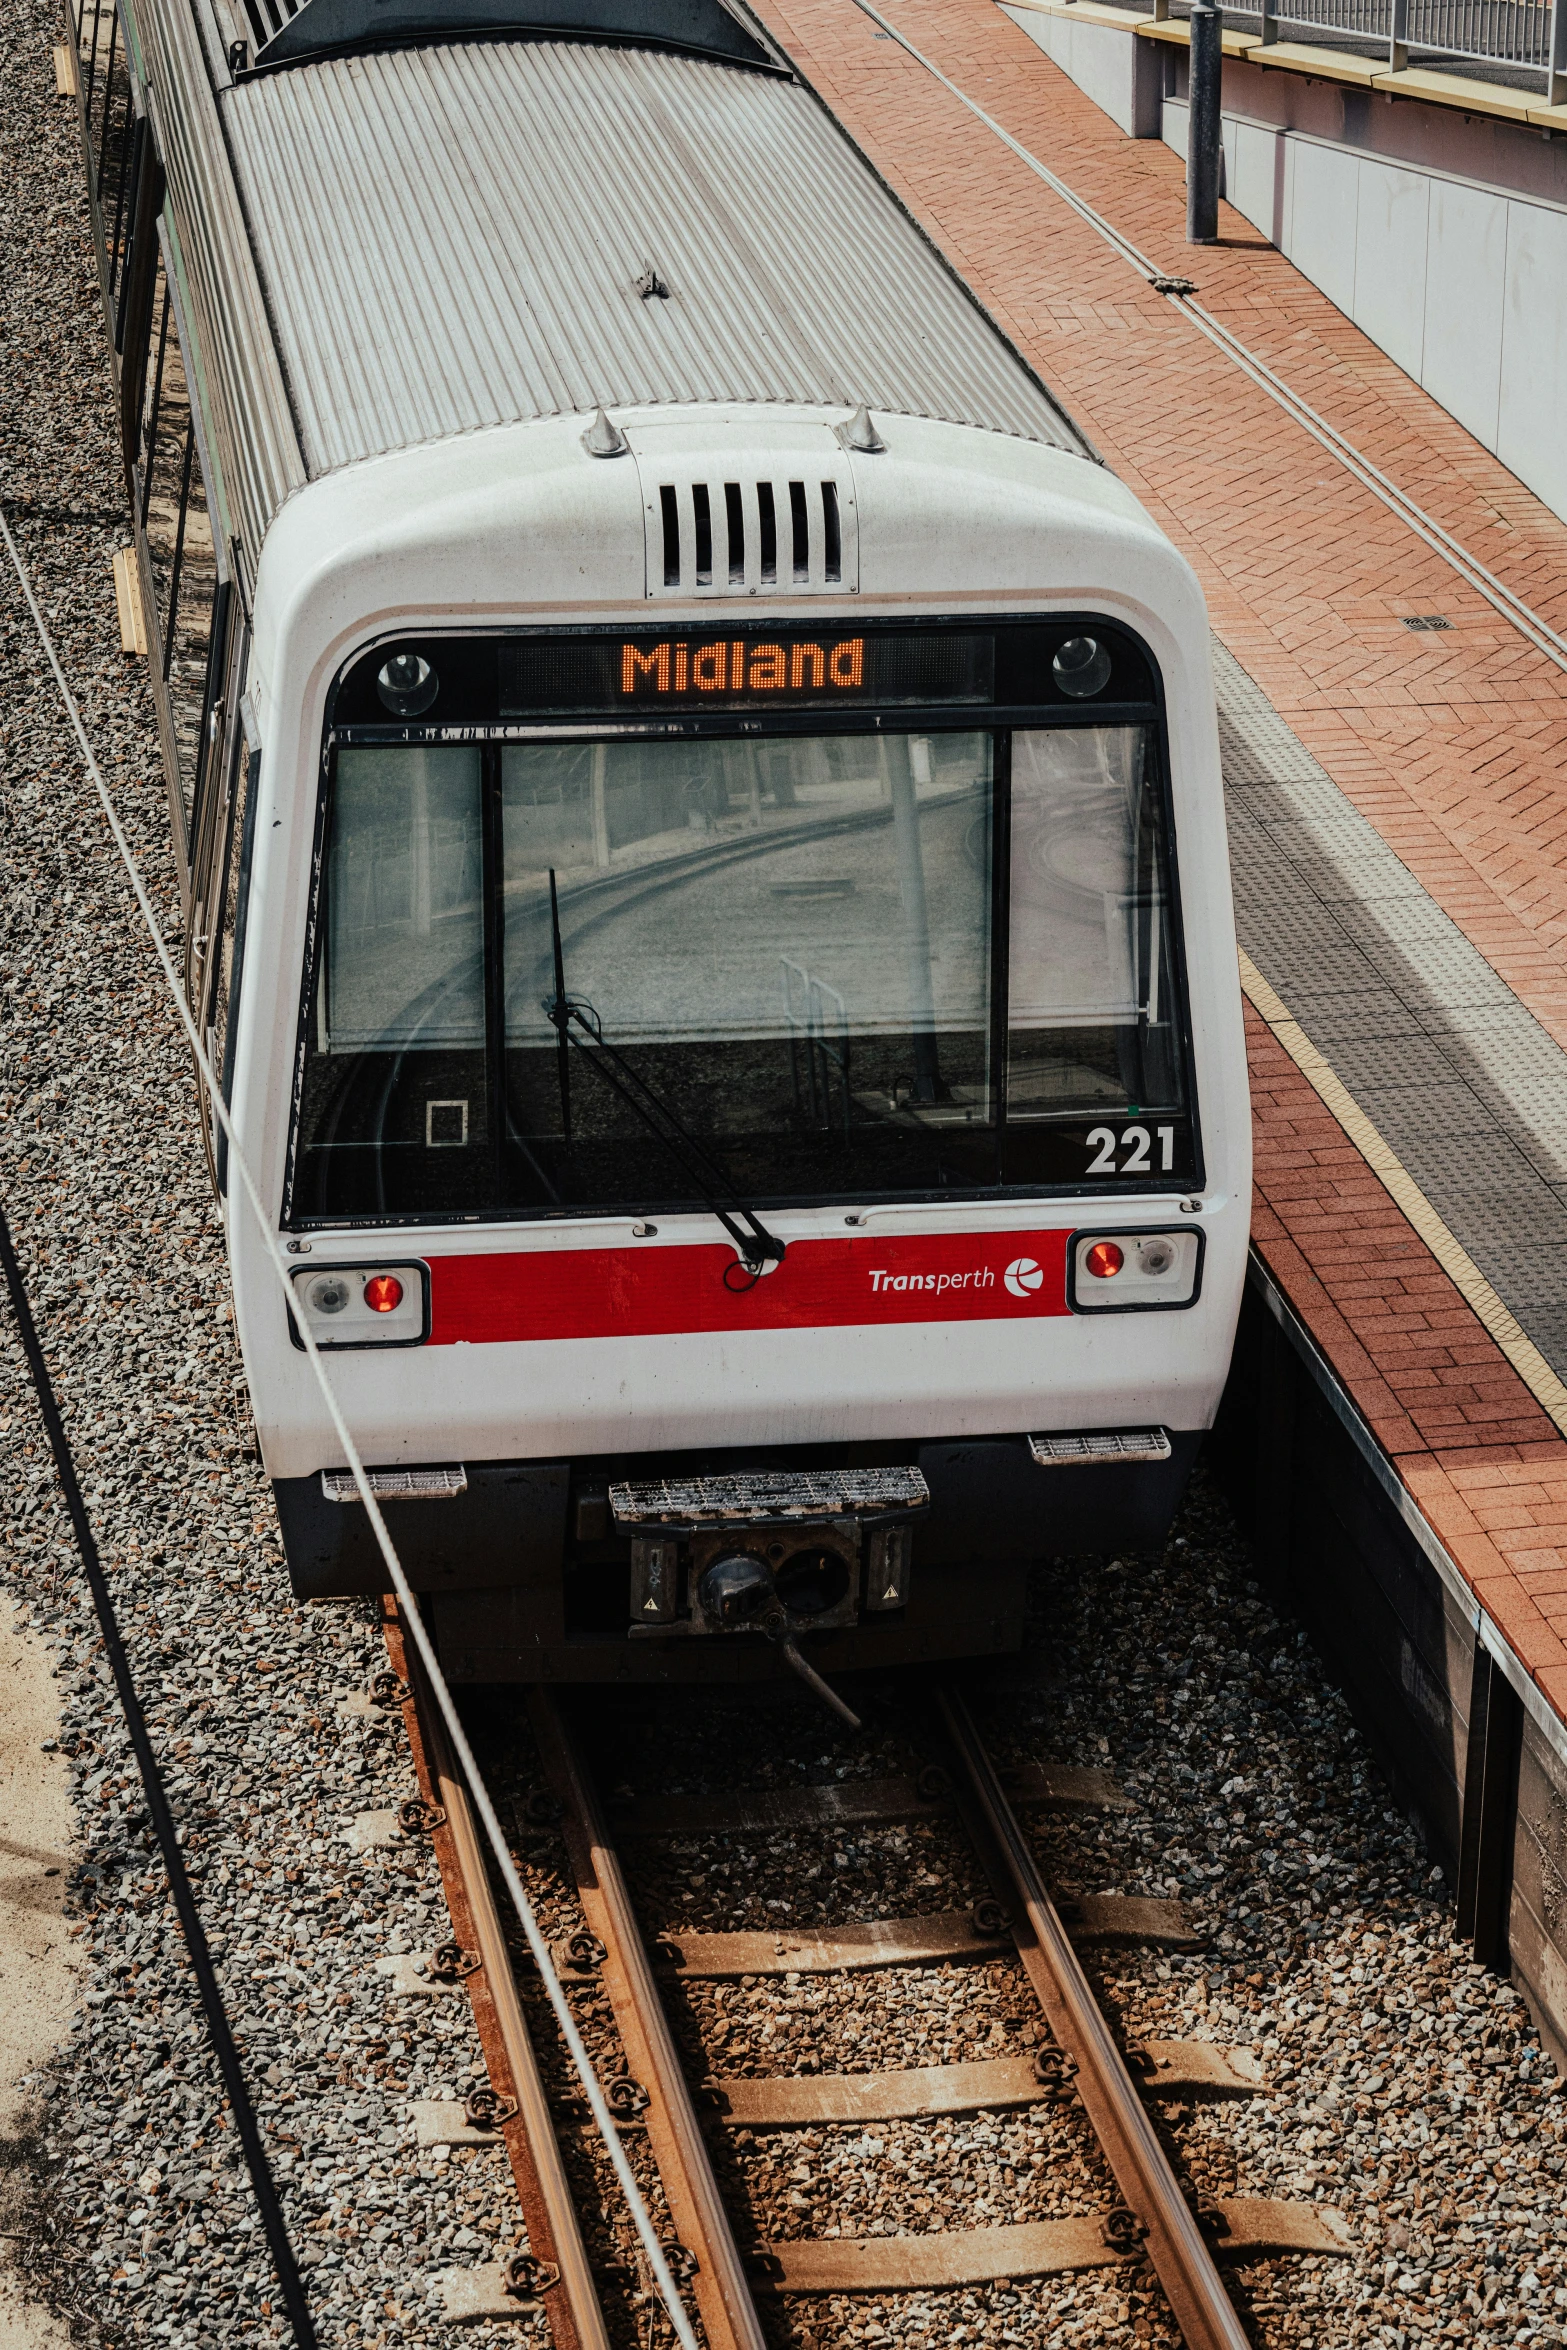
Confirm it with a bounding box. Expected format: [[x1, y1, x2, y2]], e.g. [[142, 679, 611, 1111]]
[[82, 0, 1249, 1685]]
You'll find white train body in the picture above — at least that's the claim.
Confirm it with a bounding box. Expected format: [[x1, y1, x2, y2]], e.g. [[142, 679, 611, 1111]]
[[88, 0, 1248, 1681]]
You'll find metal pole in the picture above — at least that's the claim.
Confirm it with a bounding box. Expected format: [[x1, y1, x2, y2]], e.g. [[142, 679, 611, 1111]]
[[885, 737, 942, 1104], [1550, 0, 1566, 107], [1389, 0, 1408, 72], [1186, 0, 1222, 245]]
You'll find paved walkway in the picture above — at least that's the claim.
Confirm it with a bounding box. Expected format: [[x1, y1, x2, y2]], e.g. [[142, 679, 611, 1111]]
[[757, 0, 1567, 1035], [753, 0, 1567, 1718]]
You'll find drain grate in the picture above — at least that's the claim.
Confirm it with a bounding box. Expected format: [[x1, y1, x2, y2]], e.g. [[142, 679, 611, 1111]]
[[1401, 614, 1451, 631]]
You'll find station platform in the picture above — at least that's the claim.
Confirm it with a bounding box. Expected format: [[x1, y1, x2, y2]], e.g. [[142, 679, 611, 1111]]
[[753, 0, 1567, 2045]]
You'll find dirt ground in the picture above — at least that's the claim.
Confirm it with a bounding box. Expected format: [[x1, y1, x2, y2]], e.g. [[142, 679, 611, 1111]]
[[0, 1598, 79, 2348]]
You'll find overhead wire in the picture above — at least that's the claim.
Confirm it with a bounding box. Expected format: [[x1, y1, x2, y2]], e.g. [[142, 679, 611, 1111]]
[[0, 506, 702, 2350], [845, 0, 1567, 678]]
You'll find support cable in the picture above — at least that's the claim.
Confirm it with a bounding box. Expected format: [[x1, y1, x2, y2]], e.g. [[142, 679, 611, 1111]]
[[0, 505, 702, 2350]]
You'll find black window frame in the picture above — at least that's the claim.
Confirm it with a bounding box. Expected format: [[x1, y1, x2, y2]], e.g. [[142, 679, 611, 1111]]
[[282, 616, 1203, 1229]]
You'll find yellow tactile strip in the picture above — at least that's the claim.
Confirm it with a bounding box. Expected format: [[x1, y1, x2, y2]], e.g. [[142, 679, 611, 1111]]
[[1238, 949, 1567, 1441]]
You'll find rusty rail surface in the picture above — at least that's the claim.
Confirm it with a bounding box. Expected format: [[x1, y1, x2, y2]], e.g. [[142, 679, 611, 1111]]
[[528, 1687, 773, 2350], [939, 1687, 1253, 2350], [399, 1644, 1346, 2344], [385, 1605, 610, 2350]]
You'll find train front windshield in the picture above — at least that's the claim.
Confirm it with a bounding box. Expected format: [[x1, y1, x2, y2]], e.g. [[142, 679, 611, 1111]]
[[288, 627, 1197, 1223]]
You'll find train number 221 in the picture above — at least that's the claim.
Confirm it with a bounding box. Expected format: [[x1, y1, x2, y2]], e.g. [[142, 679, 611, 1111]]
[[1086, 1124, 1177, 1175]]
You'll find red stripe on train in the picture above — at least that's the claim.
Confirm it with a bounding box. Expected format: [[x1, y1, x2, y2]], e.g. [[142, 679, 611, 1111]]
[[426, 1229, 1071, 1344]]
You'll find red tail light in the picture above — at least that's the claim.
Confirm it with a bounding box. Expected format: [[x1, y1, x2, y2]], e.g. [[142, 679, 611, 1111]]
[[1084, 1241, 1124, 1280], [364, 1274, 405, 1314]]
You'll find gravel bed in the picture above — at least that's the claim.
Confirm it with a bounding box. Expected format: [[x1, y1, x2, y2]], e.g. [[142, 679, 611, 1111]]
[[4, 6, 1564, 2350], [0, 9, 545, 2341], [489, 1477, 1566, 2350]]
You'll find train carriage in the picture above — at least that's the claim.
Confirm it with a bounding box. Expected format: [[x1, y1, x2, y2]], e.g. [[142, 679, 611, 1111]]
[[73, 0, 1250, 1691]]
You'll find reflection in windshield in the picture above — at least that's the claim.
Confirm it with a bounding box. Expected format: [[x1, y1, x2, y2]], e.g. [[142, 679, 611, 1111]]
[[323, 745, 484, 1049], [1006, 726, 1180, 1124], [288, 722, 1188, 1221], [501, 732, 993, 1203]]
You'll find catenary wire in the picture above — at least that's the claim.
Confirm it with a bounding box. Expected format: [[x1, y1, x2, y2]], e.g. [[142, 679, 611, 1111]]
[[0, 507, 703, 2350], [844, 0, 1567, 678], [0, 1205, 321, 2350]]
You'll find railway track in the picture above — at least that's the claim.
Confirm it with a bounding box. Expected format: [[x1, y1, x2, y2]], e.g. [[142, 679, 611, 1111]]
[[380, 1606, 1351, 2346]]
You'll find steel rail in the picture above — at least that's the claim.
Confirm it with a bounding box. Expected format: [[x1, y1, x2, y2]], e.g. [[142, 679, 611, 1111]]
[[939, 1688, 1251, 2350], [527, 1690, 773, 2350], [390, 1612, 609, 2350]]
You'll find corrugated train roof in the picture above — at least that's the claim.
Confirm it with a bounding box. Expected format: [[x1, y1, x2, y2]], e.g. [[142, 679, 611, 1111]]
[[226, 39, 1086, 479]]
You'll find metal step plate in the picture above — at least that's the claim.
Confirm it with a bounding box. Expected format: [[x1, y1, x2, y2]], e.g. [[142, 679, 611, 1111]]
[[322, 1466, 468, 1502], [1028, 1430, 1172, 1467], [609, 1467, 929, 1529]]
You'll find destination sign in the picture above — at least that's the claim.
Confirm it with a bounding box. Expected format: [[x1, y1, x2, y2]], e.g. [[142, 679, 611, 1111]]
[[498, 630, 994, 714]]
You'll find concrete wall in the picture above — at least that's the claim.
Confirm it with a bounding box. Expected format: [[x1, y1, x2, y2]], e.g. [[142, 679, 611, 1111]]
[[1002, 1, 1567, 527], [1001, 0, 1162, 135], [1214, 1260, 1567, 2070]]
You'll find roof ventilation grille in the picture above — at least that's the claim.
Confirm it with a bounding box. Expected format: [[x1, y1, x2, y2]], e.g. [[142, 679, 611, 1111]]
[[241, 0, 300, 44], [645, 471, 858, 598]]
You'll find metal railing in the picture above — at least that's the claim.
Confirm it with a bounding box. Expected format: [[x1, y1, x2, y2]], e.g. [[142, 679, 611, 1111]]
[[1154, 0, 1566, 97]]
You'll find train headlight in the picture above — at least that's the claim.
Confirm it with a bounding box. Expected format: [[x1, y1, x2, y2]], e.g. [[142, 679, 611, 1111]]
[[376, 651, 438, 716], [1070, 1230, 1203, 1312], [289, 1262, 429, 1348], [1053, 635, 1112, 698]]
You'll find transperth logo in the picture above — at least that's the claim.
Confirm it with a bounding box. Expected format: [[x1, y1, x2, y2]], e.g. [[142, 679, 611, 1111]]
[[865, 1262, 1049, 1299]]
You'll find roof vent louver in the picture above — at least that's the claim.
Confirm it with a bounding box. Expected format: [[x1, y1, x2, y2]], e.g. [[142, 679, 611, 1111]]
[[641, 467, 858, 598]]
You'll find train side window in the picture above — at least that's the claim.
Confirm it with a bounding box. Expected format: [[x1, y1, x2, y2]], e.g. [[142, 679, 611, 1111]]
[[183, 599, 250, 1192], [82, 1, 135, 267], [291, 748, 491, 1219], [189, 578, 235, 853], [115, 121, 165, 488], [183, 582, 237, 1021], [212, 723, 260, 1197]]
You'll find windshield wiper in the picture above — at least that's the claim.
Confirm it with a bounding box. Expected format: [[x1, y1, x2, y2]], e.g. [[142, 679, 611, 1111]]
[[544, 870, 786, 1281]]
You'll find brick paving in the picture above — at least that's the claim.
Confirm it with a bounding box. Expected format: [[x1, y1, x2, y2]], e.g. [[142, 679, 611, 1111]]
[[758, 0, 1567, 1040], [750, 0, 1567, 1718]]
